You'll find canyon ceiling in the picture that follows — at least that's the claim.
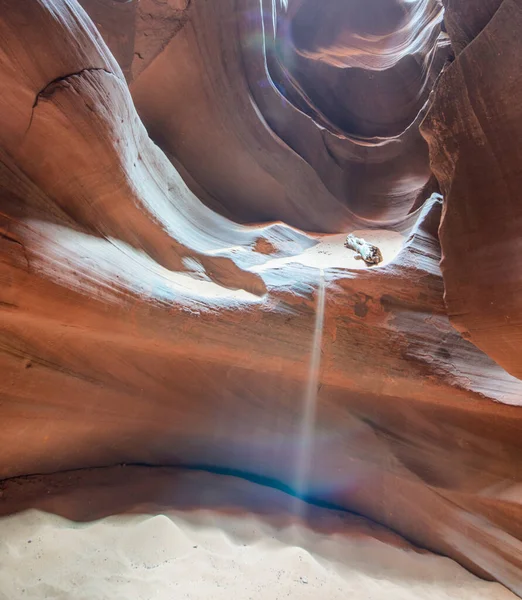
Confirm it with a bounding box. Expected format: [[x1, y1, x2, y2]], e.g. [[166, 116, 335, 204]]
[[0, 0, 521, 596]]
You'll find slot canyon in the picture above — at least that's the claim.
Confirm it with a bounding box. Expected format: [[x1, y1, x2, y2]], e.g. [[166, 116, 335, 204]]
[[0, 0, 521, 598]]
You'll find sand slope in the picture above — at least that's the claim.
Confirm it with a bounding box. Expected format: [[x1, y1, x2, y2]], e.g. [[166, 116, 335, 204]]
[[0, 468, 516, 600]]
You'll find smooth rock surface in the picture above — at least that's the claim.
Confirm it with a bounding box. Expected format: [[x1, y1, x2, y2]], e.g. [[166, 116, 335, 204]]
[[422, 0, 522, 379], [0, 0, 521, 597]]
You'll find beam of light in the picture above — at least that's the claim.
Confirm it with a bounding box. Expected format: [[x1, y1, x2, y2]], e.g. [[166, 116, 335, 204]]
[[292, 268, 325, 520]]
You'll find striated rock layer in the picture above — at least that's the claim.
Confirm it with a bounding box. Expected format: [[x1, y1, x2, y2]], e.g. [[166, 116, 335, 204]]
[[0, 0, 521, 597]]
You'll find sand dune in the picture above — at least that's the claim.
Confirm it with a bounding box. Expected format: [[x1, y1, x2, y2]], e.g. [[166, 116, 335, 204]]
[[0, 468, 516, 600]]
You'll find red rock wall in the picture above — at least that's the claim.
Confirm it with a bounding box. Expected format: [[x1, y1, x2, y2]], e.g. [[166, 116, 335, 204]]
[[422, 0, 522, 379], [0, 0, 521, 595]]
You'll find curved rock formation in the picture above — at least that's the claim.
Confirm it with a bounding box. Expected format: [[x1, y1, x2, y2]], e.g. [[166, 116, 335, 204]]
[[0, 0, 521, 597], [274, 0, 445, 137], [421, 0, 522, 379], [124, 0, 450, 229]]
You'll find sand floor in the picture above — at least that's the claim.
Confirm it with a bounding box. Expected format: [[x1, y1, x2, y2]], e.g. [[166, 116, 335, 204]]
[[0, 468, 516, 600]]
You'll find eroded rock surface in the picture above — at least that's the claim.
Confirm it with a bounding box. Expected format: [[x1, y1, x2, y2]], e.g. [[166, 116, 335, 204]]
[[0, 0, 521, 597]]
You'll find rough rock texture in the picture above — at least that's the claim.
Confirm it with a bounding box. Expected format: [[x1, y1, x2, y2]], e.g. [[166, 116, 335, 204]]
[[0, 0, 521, 597]]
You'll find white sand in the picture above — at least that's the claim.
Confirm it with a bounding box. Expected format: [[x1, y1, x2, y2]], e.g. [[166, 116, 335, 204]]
[[0, 508, 516, 600]]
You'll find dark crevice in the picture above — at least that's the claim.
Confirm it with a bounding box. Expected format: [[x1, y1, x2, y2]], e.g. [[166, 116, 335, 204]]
[[25, 67, 115, 135], [176, 463, 348, 511], [31, 67, 114, 110], [0, 231, 30, 271], [0, 462, 348, 513]]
